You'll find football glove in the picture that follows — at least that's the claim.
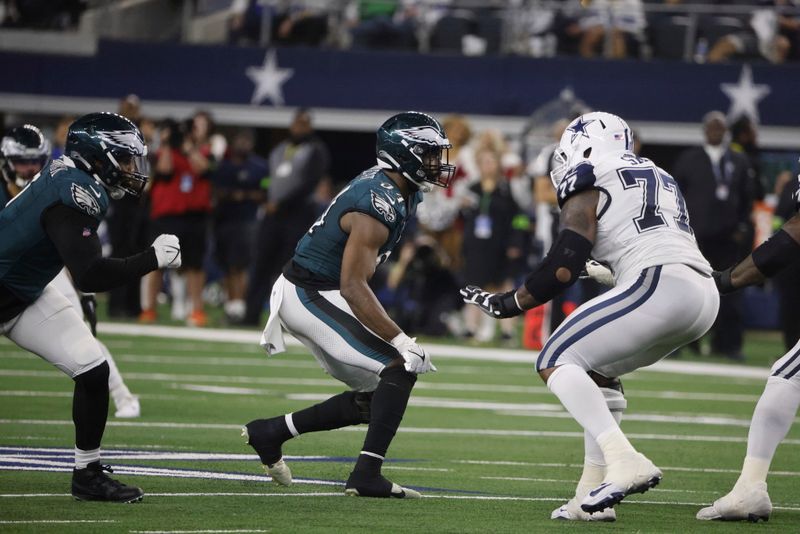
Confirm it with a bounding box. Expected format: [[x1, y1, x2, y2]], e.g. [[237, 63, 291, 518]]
[[152, 234, 182, 269], [391, 333, 436, 374], [460, 285, 522, 319], [79, 293, 98, 337], [581, 260, 615, 287], [712, 268, 736, 295]]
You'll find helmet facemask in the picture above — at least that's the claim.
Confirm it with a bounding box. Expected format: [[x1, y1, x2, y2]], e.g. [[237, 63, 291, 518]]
[[410, 143, 456, 191], [104, 148, 149, 198]]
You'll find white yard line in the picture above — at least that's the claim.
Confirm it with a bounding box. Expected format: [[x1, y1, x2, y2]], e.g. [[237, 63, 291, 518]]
[[2, 418, 798, 445], [96, 323, 772, 380], [130, 530, 269, 534], [0, 520, 117, 524]]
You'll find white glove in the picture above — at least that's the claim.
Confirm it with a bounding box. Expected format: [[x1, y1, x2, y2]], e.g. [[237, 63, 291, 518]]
[[391, 332, 436, 374], [152, 234, 182, 269], [582, 260, 615, 287]]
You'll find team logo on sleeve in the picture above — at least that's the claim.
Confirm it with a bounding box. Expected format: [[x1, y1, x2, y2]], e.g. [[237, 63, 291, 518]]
[[71, 183, 101, 216], [371, 191, 396, 223]]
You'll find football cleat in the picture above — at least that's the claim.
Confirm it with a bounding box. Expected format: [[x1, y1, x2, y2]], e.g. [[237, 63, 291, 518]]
[[344, 472, 421, 499], [113, 395, 140, 419], [71, 462, 144, 503], [696, 482, 771, 522], [580, 452, 662, 514], [241, 421, 292, 486], [551, 498, 616, 522]]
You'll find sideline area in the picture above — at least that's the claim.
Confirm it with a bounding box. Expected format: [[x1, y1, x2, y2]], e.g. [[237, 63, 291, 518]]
[[99, 323, 770, 380]]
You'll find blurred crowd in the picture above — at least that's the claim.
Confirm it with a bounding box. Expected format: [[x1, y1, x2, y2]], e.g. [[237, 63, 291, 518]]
[[226, 0, 800, 63], [12, 92, 796, 364], [3, 1, 799, 64]]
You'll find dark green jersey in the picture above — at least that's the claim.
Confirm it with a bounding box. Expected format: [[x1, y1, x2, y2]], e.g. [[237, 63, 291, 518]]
[[0, 183, 10, 207], [291, 167, 422, 285], [0, 157, 109, 303]]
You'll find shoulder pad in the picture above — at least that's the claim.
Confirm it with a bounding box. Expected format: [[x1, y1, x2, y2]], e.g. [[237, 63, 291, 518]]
[[56, 168, 108, 219], [557, 162, 597, 208]]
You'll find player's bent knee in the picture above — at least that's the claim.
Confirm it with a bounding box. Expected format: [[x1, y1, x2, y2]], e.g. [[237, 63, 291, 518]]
[[379, 365, 417, 392], [74, 360, 110, 391]]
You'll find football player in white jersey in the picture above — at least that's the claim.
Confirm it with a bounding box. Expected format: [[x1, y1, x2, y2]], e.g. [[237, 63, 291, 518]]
[[462, 111, 720, 520], [696, 168, 800, 523]]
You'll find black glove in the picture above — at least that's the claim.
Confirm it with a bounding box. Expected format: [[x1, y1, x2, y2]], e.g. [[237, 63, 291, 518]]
[[460, 285, 523, 319], [80, 294, 98, 337], [712, 268, 736, 295]]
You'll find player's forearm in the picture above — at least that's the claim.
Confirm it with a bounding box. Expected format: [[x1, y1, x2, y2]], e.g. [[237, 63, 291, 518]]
[[340, 281, 402, 341], [71, 252, 157, 293]]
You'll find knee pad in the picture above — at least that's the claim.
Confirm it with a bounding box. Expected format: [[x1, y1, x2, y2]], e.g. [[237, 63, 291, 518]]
[[74, 361, 109, 392], [353, 392, 374, 424], [379, 365, 417, 392]]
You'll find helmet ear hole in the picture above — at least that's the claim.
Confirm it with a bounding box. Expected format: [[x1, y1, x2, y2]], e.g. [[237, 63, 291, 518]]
[[583, 147, 592, 159]]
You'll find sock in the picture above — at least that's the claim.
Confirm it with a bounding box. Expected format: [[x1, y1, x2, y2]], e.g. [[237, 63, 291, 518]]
[[74, 447, 100, 469], [291, 391, 370, 434], [73, 362, 110, 451], [101, 343, 132, 405], [736, 376, 800, 487], [356, 366, 416, 474], [547, 364, 622, 442], [576, 387, 626, 499]]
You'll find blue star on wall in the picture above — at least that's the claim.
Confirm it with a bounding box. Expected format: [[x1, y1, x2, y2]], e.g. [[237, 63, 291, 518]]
[[567, 117, 595, 143]]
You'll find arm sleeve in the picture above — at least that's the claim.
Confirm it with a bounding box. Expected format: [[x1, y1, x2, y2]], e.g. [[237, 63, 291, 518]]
[[42, 204, 158, 293]]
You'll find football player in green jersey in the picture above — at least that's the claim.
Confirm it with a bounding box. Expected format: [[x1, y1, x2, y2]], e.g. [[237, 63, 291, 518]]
[[0, 113, 182, 503], [243, 111, 454, 498]]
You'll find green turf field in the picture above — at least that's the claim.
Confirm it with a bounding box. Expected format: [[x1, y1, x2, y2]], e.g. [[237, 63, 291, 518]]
[[1, 327, 798, 533]]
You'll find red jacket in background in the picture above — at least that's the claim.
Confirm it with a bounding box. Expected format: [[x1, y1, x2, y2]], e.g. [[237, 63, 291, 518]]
[[150, 148, 212, 219]]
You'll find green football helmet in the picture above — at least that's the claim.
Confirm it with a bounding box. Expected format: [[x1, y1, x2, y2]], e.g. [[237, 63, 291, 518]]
[[66, 112, 149, 198], [376, 111, 455, 192]]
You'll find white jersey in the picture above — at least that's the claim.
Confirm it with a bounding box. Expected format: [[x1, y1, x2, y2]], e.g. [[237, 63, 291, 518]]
[[556, 151, 711, 283]]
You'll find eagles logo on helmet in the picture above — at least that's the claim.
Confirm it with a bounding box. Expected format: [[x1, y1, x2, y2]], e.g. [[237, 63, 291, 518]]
[[375, 111, 456, 192], [66, 112, 149, 200]]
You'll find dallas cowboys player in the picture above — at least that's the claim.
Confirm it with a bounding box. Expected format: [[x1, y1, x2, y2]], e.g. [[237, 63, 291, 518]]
[[1, 124, 141, 418], [697, 164, 800, 522], [0, 113, 182, 503], [462, 112, 720, 520], [243, 111, 454, 498]]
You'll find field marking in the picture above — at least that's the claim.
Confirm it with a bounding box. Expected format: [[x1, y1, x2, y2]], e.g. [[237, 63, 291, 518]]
[[456, 459, 800, 477], [94, 323, 773, 380], [0, 519, 117, 524], [3, 418, 799, 445], [132, 532, 267, 534], [1, 367, 766, 405]]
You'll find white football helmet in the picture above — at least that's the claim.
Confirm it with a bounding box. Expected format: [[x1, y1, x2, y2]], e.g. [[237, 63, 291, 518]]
[[550, 112, 633, 187]]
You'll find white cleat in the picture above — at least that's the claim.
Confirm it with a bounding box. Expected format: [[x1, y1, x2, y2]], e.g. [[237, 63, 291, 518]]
[[114, 395, 141, 418], [551, 498, 616, 522], [344, 482, 421, 499], [696, 482, 771, 522], [581, 452, 662, 514], [264, 458, 293, 487]]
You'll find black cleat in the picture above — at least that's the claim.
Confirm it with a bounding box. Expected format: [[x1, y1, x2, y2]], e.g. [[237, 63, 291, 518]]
[[344, 471, 421, 499], [242, 418, 292, 485], [71, 462, 144, 503]]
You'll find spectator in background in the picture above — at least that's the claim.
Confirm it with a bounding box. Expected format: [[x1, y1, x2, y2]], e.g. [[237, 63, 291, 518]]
[[211, 128, 268, 324], [707, 1, 795, 64], [673, 111, 754, 360], [346, 0, 419, 50], [460, 146, 527, 344], [570, 0, 646, 58], [229, 0, 328, 46], [243, 108, 330, 326], [106, 95, 154, 319], [141, 118, 212, 327]]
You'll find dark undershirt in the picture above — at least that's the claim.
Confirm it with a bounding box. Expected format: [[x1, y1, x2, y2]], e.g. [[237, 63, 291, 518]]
[[0, 204, 157, 321]]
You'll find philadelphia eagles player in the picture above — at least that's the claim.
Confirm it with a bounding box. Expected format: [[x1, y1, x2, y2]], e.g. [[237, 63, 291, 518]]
[[0, 113, 182, 503], [1, 124, 141, 419], [243, 111, 454, 498]]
